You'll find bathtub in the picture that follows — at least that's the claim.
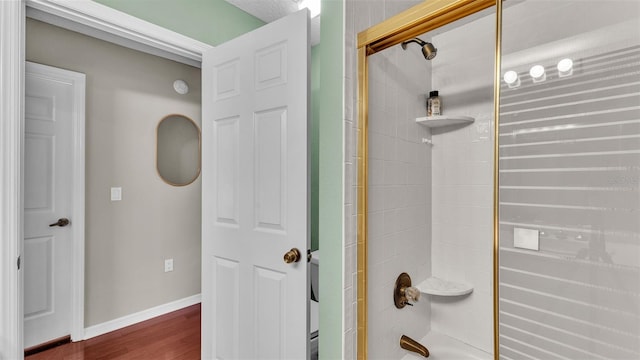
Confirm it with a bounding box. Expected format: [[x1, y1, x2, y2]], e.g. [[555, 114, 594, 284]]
[[401, 332, 492, 360]]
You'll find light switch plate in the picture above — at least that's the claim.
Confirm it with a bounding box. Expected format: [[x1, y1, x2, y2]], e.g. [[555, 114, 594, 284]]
[[110, 187, 122, 201], [514, 227, 539, 251]]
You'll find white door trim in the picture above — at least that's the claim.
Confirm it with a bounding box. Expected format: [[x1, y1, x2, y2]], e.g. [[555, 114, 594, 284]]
[[0, 1, 25, 359], [25, 0, 213, 68], [67, 63, 86, 343], [0, 1, 211, 358]]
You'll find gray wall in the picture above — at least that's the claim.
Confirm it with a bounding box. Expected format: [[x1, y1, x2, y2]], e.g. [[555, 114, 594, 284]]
[[26, 18, 202, 327]]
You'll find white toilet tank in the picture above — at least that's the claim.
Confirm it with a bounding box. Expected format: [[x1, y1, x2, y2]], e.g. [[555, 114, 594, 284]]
[[310, 249, 320, 357], [310, 250, 319, 301]]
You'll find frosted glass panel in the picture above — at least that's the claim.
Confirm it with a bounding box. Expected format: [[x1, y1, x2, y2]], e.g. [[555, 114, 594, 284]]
[[499, 1, 640, 359]]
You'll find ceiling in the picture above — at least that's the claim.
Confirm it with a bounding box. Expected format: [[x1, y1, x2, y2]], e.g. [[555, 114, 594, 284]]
[[224, 0, 321, 45]]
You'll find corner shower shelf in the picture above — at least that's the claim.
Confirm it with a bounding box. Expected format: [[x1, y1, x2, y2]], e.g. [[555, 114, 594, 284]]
[[415, 277, 474, 297], [415, 115, 475, 128]]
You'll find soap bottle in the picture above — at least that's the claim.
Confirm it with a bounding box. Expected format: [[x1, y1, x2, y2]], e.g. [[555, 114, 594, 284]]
[[428, 90, 442, 116], [426, 94, 431, 116]]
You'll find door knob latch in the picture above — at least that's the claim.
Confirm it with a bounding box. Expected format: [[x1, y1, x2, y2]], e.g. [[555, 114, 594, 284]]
[[283, 248, 301, 264], [49, 218, 70, 227]]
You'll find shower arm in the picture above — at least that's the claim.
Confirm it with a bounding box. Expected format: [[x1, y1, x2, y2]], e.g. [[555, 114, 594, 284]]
[[401, 39, 427, 49]]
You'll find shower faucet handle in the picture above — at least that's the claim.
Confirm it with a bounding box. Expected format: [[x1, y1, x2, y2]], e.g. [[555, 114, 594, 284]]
[[394, 273, 420, 308], [404, 286, 420, 303]]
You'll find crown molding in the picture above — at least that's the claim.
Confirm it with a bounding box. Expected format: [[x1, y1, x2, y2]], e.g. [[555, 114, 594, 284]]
[[26, 0, 214, 67]]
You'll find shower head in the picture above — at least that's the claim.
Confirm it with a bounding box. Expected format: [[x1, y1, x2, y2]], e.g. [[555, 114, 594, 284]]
[[401, 38, 437, 60]]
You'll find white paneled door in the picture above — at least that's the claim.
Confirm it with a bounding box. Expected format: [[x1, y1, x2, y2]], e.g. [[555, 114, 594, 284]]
[[201, 9, 310, 359], [24, 62, 85, 349]]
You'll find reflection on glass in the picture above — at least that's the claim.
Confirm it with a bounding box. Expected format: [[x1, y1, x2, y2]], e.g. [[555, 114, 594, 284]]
[[528, 64, 545, 82], [499, 1, 640, 358], [557, 58, 573, 77], [156, 114, 201, 186], [504, 70, 520, 87]]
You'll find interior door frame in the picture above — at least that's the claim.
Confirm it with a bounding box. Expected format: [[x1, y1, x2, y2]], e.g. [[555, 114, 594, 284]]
[[0, 1, 212, 358]]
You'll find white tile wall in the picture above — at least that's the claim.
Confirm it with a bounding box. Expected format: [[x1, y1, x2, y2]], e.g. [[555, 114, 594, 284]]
[[365, 42, 434, 358], [343, 0, 358, 357], [428, 9, 495, 353], [343, 1, 448, 358]]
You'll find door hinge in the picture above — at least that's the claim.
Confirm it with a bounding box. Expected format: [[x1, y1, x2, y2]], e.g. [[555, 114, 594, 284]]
[[17, 255, 21, 270]]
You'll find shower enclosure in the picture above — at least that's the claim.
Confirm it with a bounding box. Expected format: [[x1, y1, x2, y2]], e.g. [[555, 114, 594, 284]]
[[498, 1, 640, 358], [354, 0, 640, 358]]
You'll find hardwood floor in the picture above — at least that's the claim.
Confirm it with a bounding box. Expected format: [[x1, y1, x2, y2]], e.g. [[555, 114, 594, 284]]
[[26, 303, 201, 360]]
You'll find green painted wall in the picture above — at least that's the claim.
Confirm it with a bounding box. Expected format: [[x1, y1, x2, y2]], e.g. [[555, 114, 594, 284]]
[[93, 0, 265, 46], [318, 0, 344, 358], [311, 45, 321, 252]]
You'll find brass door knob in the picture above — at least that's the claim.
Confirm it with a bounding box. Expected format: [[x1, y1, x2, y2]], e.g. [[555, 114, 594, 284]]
[[283, 248, 301, 264]]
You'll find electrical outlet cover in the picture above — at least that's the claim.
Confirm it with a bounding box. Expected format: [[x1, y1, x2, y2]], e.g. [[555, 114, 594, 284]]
[[164, 258, 174, 272]]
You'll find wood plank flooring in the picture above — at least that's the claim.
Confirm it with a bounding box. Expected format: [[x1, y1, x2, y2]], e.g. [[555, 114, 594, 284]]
[[26, 303, 200, 360]]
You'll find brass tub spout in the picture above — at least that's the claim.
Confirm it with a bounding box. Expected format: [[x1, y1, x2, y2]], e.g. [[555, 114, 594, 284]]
[[400, 335, 429, 357]]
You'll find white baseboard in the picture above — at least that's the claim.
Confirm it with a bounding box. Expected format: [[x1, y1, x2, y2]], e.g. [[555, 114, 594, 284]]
[[83, 293, 201, 340]]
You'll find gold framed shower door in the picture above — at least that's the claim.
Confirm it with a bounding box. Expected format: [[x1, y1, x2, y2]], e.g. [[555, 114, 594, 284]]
[[355, 0, 502, 358]]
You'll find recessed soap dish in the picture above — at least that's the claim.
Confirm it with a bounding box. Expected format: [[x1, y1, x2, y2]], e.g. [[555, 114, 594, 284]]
[[415, 277, 473, 297]]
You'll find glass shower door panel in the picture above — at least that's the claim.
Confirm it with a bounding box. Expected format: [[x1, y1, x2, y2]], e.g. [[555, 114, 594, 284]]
[[499, 1, 640, 359]]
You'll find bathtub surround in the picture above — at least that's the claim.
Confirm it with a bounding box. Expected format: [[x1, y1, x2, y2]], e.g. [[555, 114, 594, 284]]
[[348, 0, 497, 358], [346, 0, 435, 358], [26, 19, 202, 327], [366, 40, 432, 359], [429, 8, 495, 352]]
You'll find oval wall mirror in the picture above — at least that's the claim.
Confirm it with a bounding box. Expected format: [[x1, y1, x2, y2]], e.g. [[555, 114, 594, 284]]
[[156, 114, 201, 186]]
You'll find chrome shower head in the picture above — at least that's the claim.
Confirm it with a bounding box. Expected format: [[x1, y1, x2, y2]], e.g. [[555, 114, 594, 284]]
[[401, 38, 437, 60]]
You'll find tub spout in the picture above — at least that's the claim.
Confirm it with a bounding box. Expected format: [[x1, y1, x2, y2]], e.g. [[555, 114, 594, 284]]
[[400, 335, 429, 357]]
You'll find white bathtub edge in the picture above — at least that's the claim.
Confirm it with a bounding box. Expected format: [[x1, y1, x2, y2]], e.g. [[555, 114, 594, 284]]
[[400, 331, 492, 360]]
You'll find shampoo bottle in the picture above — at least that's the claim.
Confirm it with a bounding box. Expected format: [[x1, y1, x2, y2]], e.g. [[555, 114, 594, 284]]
[[428, 90, 442, 116]]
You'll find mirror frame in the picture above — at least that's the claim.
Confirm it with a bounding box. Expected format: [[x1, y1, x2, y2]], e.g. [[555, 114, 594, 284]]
[[156, 113, 202, 187], [355, 1, 502, 358]]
